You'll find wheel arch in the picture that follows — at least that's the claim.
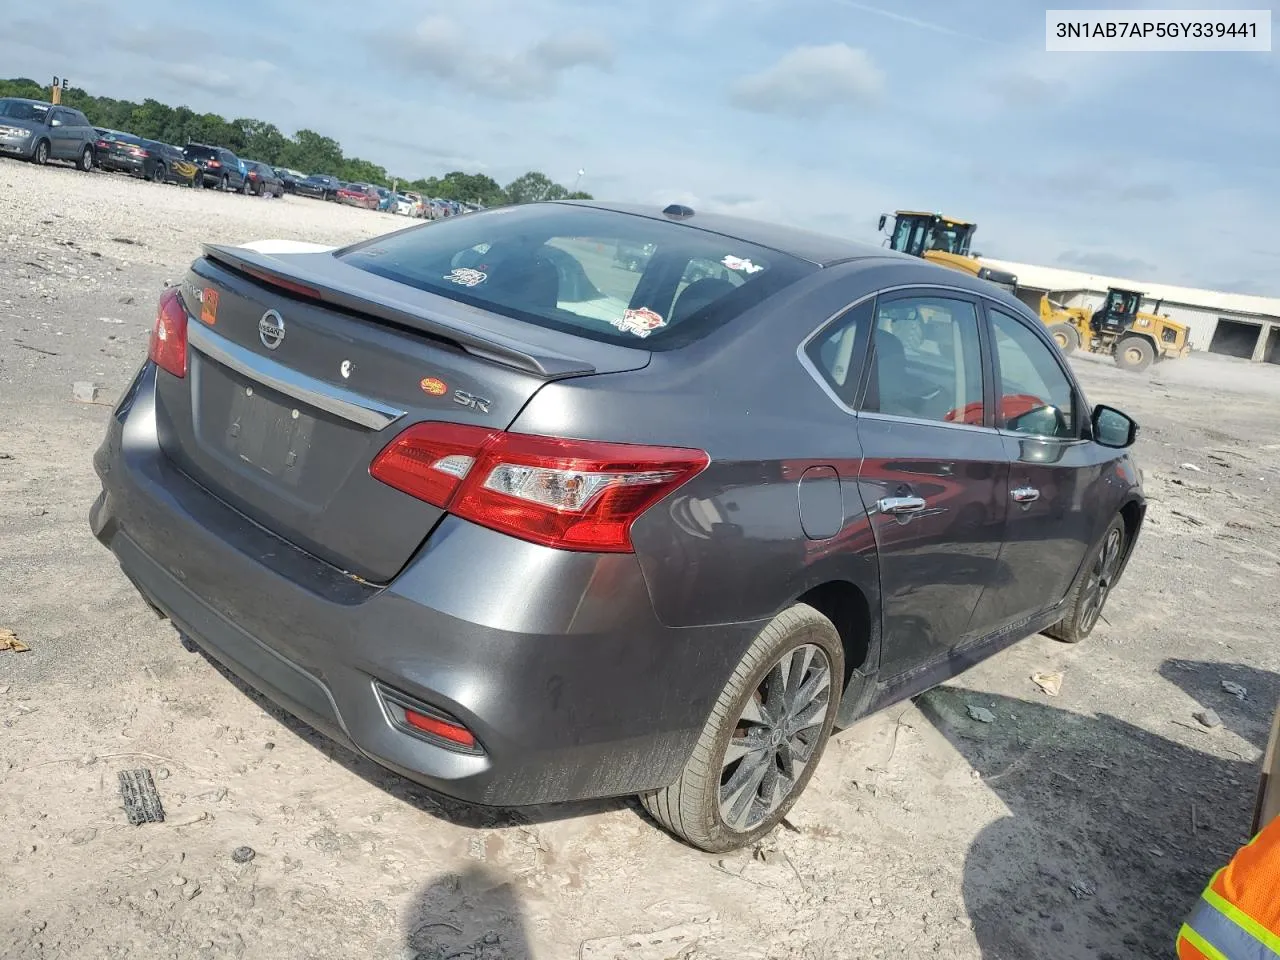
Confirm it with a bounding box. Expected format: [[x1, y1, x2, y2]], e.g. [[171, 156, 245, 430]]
[[792, 579, 878, 704]]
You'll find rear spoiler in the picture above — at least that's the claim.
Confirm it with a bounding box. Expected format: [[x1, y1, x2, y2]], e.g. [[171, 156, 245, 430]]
[[200, 243, 601, 379]]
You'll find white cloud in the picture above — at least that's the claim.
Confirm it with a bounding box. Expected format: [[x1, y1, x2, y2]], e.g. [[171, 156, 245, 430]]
[[385, 17, 613, 100], [730, 43, 884, 116]]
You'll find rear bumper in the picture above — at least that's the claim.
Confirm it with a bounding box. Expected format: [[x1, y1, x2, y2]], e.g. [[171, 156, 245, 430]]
[[90, 363, 758, 805], [100, 156, 144, 174]]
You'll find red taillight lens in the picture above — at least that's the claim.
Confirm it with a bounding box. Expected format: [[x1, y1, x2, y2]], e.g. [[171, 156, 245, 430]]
[[370, 424, 709, 553], [208, 159, 220, 167], [404, 708, 476, 748], [148, 287, 189, 377], [129, 147, 149, 158]]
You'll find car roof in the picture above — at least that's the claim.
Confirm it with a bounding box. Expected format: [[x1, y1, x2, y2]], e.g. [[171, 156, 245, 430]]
[[1, 97, 54, 106], [554, 200, 912, 267]]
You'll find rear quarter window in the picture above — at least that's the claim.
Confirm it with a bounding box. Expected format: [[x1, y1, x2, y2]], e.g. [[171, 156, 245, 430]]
[[338, 204, 816, 350]]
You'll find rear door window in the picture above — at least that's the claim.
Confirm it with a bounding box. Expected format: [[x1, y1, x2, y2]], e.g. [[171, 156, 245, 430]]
[[861, 294, 985, 426], [339, 204, 816, 349]]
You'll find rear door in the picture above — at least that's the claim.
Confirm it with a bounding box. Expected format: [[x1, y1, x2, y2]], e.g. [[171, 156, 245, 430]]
[[967, 304, 1104, 630], [854, 289, 1010, 678]]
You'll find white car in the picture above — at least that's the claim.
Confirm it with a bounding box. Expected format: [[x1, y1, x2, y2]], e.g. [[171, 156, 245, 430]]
[[395, 192, 427, 218]]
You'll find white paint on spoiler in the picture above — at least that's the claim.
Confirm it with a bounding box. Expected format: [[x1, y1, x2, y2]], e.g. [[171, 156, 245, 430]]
[[235, 239, 336, 255]]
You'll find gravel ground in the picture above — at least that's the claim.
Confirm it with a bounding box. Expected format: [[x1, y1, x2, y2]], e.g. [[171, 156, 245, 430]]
[[2, 159, 1279, 960]]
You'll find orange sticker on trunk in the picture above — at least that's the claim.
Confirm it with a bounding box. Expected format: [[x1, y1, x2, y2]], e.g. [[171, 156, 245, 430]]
[[420, 377, 448, 396], [200, 287, 219, 325]]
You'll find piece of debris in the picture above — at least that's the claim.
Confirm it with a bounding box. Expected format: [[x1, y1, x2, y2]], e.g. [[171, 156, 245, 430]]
[[72, 381, 101, 403], [967, 705, 996, 724], [1032, 672, 1063, 697], [1194, 709, 1222, 729], [118, 294, 135, 305], [1171, 509, 1206, 526], [181, 881, 202, 901], [1068, 881, 1095, 900], [231, 845, 256, 864], [119, 769, 166, 825], [156, 767, 170, 780], [111, 237, 141, 245], [0, 628, 30, 653], [99, 316, 123, 324], [1179, 463, 1202, 472], [1221, 680, 1248, 701]]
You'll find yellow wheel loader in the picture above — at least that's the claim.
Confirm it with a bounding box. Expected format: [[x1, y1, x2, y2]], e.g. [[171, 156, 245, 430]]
[[1041, 288, 1191, 372], [878, 211, 1020, 295]]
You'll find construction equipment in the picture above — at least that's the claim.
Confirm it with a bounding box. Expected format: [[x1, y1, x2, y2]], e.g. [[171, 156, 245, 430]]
[[1040, 287, 1191, 372], [878, 211, 1020, 295]]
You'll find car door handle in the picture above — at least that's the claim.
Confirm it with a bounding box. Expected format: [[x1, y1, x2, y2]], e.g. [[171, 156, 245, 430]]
[[877, 496, 928, 516], [1011, 486, 1040, 504]]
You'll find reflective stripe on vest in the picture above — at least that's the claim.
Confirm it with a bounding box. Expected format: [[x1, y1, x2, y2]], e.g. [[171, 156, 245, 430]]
[[1180, 891, 1280, 960]]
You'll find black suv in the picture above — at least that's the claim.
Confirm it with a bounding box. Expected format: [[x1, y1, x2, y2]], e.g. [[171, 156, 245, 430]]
[[184, 143, 248, 192]]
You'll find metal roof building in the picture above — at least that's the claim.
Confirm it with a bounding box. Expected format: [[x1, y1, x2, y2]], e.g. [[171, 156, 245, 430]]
[[980, 257, 1280, 364]]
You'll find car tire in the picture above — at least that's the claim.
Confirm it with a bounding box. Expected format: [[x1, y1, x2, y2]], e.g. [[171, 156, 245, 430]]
[[219, 175, 229, 192], [639, 602, 844, 853], [1048, 322, 1080, 355], [191, 174, 202, 189], [151, 164, 166, 184], [77, 145, 93, 172], [1114, 335, 1154, 372], [1044, 514, 1127, 644], [32, 139, 50, 165]]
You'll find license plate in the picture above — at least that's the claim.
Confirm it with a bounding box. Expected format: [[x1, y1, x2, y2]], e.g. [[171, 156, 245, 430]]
[[224, 388, 315, 484]]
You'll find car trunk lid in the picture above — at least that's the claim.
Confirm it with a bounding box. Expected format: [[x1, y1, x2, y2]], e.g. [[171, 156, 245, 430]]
[[154, 244, 649, 583]]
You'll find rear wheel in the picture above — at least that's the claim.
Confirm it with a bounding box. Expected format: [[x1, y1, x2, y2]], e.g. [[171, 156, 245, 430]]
[[33, 139, 50, 165], [1045, 515, 1127, 644], [1048, 322, 1080, 355], [640, 603, 843, 852], [77, 145, 93, 171], [1114, 335, 1154, 372], [219, 174, 229, 192]]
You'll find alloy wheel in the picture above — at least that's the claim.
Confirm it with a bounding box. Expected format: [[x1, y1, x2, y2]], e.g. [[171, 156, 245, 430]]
[[720, 643, 832, 832], [1080, 526, 1123, 634], [34, 140, 49, 165]]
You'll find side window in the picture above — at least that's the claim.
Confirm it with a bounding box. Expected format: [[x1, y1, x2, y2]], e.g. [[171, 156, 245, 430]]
[[71, 111, 90, 127], [989, 308, 1078, 439], [804, 298, 874, 406], [863, 295, 984, 425]]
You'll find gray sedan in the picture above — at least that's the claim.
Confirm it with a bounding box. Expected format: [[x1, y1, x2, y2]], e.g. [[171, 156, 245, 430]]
[[90, 201, 1146, 852], [0, 98, 96, 170]]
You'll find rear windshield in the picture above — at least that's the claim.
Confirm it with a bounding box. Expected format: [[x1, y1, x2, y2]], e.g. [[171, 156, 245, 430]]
[[339, 203, 817, 349], [183, 145, 217, 160]]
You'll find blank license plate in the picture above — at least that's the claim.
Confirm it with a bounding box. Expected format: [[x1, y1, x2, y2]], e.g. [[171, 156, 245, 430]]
[[223, 388, 315, 484]]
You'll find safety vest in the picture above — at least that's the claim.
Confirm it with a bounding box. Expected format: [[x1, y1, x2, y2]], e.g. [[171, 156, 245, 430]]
[[1177, 814, 1280, 959]]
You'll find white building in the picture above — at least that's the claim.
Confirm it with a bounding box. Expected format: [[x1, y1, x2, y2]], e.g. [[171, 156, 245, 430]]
[[979, 258, 1280, 364]]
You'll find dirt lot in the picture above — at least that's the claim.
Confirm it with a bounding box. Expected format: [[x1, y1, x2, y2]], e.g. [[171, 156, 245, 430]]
[[2, 159, 1279, 960]]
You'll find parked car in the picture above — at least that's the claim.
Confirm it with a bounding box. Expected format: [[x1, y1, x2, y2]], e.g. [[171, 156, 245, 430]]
[[90, 201, 1146, 854], [97, 133, 199, 186], [273, 167, 307, 193], [396, 192, 427, 218], [184, 143, 248, 192], [242, 160, 284, 197], [337, 182, 379, 209], [295, 174, 343, 201], [0, 98, 95, 171]]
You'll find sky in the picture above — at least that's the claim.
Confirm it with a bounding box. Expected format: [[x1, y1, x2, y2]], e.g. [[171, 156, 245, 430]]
[[3, 0, 1277, 293]]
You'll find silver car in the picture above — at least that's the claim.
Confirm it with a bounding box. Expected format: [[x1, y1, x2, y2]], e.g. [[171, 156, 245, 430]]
[[0, 98, 95, 170]]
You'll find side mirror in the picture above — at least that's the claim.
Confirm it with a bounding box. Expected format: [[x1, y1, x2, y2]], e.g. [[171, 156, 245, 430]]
[[877, 214, 887, 231], [1092, 404, 1138, 448], [50, 117, 62, 127]]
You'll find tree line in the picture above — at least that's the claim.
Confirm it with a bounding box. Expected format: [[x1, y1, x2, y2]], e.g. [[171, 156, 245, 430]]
[[0, 77, 591, 207]]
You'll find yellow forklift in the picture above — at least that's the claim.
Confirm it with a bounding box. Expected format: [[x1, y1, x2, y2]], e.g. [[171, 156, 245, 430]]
[[1041, 288, 1191, 372], [878, 211, 1020, 295]]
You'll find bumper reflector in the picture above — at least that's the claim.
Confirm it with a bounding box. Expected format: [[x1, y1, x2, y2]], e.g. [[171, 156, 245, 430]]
[[375, 681, 482, 754]]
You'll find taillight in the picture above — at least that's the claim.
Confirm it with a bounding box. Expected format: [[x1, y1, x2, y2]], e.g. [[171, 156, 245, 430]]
[[370, 424, 709, 553], [130, 147, 149, 158], [208, 159, 220, 168], [148, 287, 189, 378]]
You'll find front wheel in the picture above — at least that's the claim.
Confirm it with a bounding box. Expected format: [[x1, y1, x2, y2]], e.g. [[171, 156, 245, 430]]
[[640, 603, 843, 852], [1048, 322, 1080, 355], [1114, 335, 1154, 372], [32, 139, 51, 165], [77, 145, 94, 172], [219, 175, 229, 192], [1045, 515, 1127, 644], [150, 164, 166, 183]]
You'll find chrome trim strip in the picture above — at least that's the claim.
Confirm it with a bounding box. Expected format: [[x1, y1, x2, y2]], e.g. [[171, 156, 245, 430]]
[[187, 321, 405, 431]]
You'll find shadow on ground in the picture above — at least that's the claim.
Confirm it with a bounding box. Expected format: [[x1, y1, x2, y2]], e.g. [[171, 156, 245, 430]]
[[918, 668, 1274, 960], [404, 864, 532, 960], [196, 648, 630, 831]]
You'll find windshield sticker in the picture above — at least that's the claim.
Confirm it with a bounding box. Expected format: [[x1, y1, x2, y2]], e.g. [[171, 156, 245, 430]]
[[611, 307, 667, 338], [444, 268, 488, 287], [722, 255, 764, 275]]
